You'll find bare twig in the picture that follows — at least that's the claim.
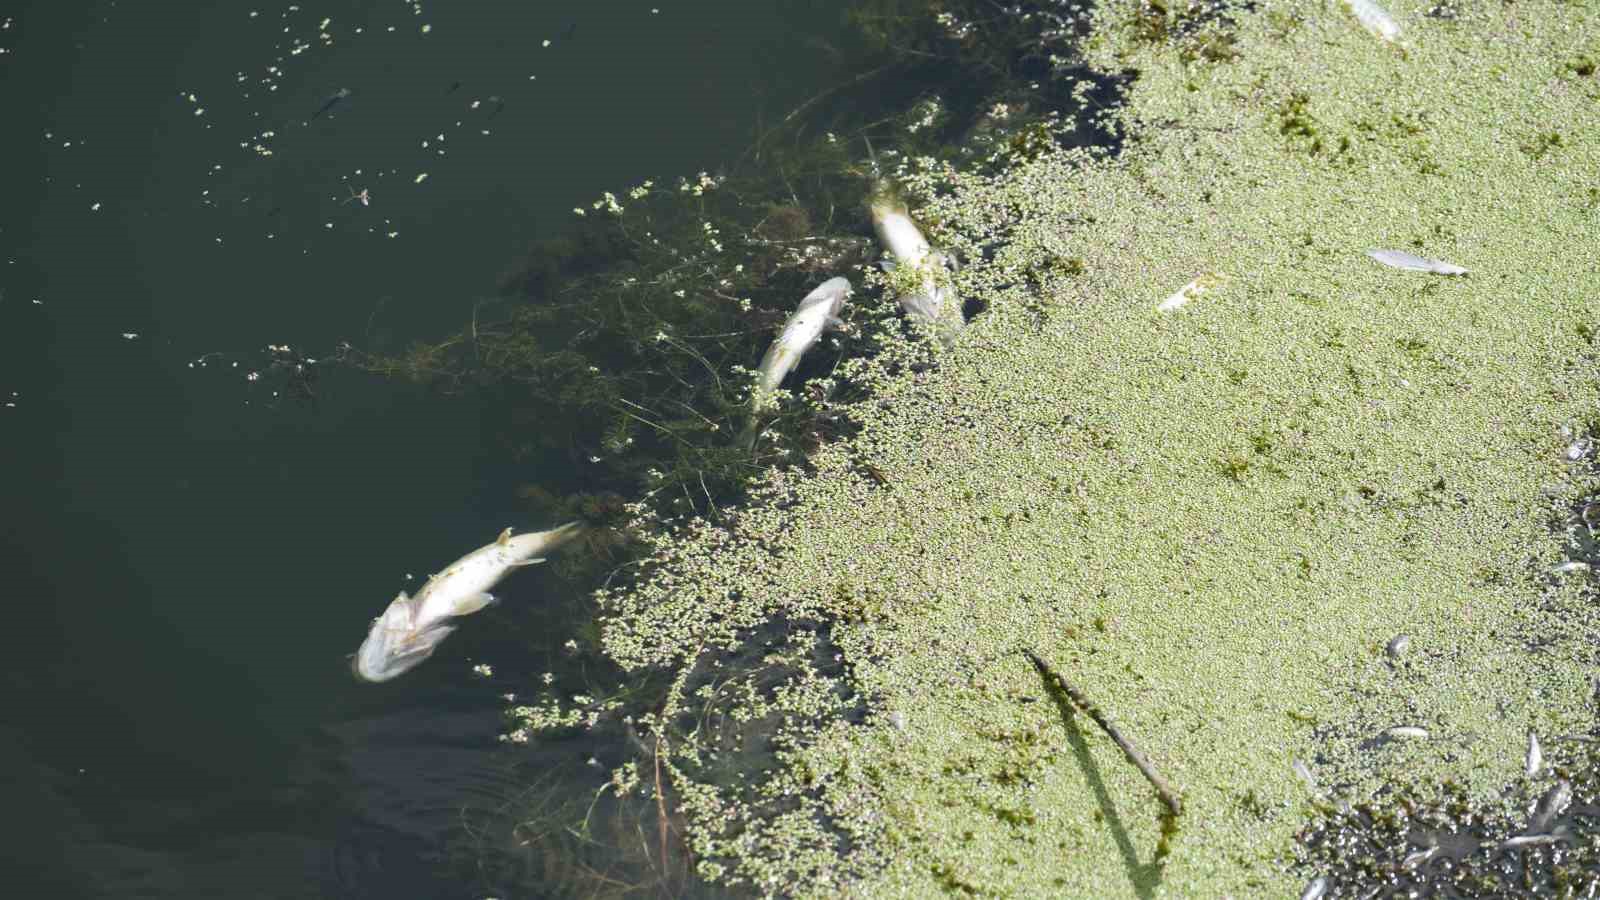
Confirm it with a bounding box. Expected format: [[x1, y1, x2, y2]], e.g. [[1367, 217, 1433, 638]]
[[654, 732, 670, 879], [1023, 647, 1183, 819]]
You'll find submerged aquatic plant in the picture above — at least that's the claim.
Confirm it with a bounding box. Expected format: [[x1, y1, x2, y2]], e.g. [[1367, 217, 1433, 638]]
[[1297, 735, 1600, 897]]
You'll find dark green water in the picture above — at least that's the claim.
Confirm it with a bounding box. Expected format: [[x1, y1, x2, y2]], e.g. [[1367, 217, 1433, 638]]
[[0, 2, 857, 895]]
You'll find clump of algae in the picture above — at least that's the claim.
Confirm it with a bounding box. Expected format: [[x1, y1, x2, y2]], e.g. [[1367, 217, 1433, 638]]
[[588, 0, 1600, 895]]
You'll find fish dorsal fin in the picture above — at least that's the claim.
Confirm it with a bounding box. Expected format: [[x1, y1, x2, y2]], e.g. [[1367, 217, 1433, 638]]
[[497, 527, 513, 546]]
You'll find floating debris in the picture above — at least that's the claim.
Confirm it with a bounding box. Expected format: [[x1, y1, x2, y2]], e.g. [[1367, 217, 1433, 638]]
[[1157, 271, 1226, 312], [1344, 0, 1403, 45], [1366, 248, 1468, 275], [1527, 731, 1543, 777], [1299, 874, 1329, 900], [1023, 648, 1183, 818], [1565, 438, 1591, 461], [310, 87, 350, 121]]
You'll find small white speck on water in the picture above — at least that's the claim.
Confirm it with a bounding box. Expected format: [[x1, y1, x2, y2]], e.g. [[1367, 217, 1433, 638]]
[[414, 172, 429, 184], [542, 39, 551, 48], [89, 202, 100, 211]]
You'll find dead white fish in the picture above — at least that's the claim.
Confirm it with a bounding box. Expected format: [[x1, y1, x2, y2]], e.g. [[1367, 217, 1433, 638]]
[[1292, 758, 1321, 794], [750, 277, 851, 413], [1526, 730, 1543, 777], [1528, 780, 1572, 833], [868, 182, 963, 341], [1300, 875, 1330, 900], [353, 522, 584, 682], [1157, 271, 1226, 312], [1384, 725, 1430, 741], [1498, 833, 1561, 852], [1366, 248, 1468, 276], [1551, 560, 1591, 576], [1344, 0, 1403, 45], [1401, 846, 1439, 870], [1385, 633, 1411, 659]]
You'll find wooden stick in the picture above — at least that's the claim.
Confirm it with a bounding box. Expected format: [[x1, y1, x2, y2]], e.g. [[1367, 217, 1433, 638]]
[[1023, 647, 1184, 819]]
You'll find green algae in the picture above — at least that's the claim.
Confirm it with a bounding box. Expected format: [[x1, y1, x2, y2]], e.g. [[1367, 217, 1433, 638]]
[[563, 1, 1600, 896]]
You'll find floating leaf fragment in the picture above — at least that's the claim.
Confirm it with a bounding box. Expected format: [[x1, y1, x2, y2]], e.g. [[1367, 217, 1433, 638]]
[[1366, 248, 1468, 275]]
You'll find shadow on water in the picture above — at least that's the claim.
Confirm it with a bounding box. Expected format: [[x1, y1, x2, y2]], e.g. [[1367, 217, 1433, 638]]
[[1036, 669, 1169, 900]]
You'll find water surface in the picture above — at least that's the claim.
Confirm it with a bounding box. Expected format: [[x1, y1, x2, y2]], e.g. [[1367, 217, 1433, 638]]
[[0, 2, 858, 895]]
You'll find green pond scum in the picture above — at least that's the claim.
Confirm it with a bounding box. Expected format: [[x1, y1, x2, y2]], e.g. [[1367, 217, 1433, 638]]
[[383, 0, 1600, 896]]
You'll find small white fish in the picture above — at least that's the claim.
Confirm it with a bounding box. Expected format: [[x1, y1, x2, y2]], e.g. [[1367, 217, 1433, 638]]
[[1300, 875, 1329, 900], [1366, 248, 1468, 275], [1498, 833, 1560, 852], [1526, 730, 1543, 777], [1401, 846, 1439, 870], [1345, 0, 1403, 44], [1157, 272, 1226, 312], [353, 522, 583, 682], [750, 277, 851, 413], [1292, 758, 1320, 793], [1551, 560, 1591, 576], [868, 183, 963, 340], [1528, 780, 1572, 833], [1385, 633, 1411, 659], [1384, 725, 1430, 741]]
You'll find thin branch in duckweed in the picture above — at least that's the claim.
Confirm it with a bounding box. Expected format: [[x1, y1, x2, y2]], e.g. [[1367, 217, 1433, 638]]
[[1023, 647, 1184, 820]]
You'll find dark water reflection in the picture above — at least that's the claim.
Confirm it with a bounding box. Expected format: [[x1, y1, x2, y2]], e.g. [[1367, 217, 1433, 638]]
[[1, 1, 857, 895]]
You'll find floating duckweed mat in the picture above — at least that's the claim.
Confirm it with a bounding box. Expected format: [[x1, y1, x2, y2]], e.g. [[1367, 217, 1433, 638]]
[[584, 1, 1600, 895]]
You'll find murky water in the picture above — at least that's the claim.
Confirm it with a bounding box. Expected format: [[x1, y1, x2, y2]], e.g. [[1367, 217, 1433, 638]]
[[0, 2, 859, 895]]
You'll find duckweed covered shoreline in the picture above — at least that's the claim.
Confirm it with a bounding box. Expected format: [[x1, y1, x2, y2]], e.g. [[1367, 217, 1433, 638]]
[[577, 1, 1600, 895]]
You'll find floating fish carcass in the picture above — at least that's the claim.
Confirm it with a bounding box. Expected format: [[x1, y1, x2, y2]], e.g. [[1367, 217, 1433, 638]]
[[1157, 272, 1227, 312], [1345, 0, 1403, 45], [1366, 248, 1468, 275], [353, 522, 584, 682], [750, 277, 852, 414], [867, 182, 964, 341]]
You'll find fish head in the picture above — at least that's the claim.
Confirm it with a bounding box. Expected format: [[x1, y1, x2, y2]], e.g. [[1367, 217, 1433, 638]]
[[352, 619, 456, 682]]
